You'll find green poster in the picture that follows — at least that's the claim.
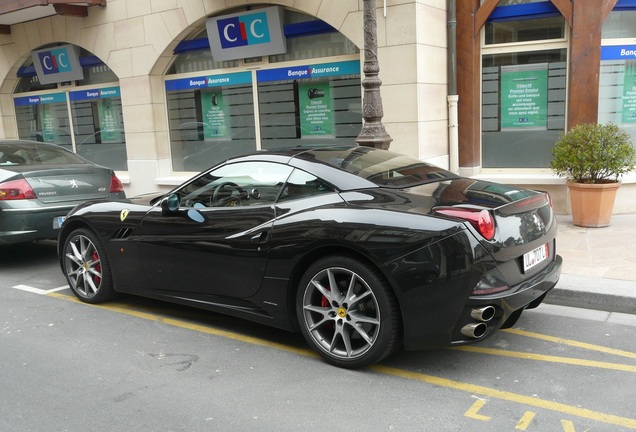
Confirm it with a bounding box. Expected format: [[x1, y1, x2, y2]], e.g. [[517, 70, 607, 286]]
[[622, 64, 636, 123], [500, 66, 548, 130], [200, 91, 228, 139], [39, 104, 57, 143], [299, 81, 333, 137], [97, 98, 123, 142]]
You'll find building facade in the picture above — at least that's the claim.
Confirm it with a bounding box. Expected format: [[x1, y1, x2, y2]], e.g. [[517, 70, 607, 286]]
[[0, 0, 634, 213]]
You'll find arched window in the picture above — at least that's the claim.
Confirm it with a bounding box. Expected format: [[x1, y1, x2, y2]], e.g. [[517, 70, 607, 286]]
[[165, 9, 362, 172], [13, 45, 127, 171]]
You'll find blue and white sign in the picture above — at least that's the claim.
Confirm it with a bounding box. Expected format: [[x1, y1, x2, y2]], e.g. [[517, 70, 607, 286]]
[[31, 44, 84, 85], [69, 87, 121, 101], [601, 45, 636, 61], [14, 93, 67, 107], [256, 60, 361, 83], [165, 72, 252, 91], [206, 6, 286, 62]]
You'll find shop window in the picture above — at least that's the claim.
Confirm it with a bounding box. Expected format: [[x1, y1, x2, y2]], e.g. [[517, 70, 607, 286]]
[[598, 4, 636, 145], [70, 88, 127, 171], [481, 49, 567, 168], [165, 9, 362, 172], [484, 2, 565, 45], [256, 61, 362, 150], [165, 73, 257, 172], [603, 9, 636, 39], [13, 45, 127, 171], [14, 94, 72, 151]]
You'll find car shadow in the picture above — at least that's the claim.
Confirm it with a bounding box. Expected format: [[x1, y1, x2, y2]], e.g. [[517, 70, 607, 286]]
[[0, 240, 59, 270]]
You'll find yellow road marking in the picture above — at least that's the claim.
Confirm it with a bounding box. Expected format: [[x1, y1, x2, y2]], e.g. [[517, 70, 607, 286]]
[[369, 364, 636, 429], [47, 293, 318, 359], [464, 399, 491, 421], [49, 292, 636, 429], [504, 328, 636, 360], [516, 411, 536, 430], [453, 346, 636, 372], [562, 419, 590, 432]]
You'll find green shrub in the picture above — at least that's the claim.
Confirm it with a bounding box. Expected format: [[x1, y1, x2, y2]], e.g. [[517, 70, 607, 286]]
[[550, 123, 636, 183]]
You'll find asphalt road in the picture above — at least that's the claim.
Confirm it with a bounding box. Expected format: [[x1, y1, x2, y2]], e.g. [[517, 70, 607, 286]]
[[1, 241, 635, 432]]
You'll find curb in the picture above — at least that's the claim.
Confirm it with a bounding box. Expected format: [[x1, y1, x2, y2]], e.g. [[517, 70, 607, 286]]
[[544, 274, 636, 315]]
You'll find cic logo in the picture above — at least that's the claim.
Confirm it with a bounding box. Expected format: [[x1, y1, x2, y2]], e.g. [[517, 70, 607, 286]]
[[216, 11, 271, 49], [38, 47, 73, 75]]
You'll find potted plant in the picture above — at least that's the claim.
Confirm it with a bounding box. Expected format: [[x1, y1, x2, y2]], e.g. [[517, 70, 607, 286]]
[[550, 122, 636, 227]]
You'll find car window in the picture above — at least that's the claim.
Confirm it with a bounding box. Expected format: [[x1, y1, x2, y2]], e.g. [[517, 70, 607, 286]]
[[0, 143, 86, 166], [178, 161, 293, 208], [304, 146, 459, 188], [278, 169, 334, 202]]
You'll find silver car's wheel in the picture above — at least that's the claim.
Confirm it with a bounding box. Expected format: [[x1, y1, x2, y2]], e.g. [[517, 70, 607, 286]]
[[63, 228, 115, 303], [297, 256, 400, 368]]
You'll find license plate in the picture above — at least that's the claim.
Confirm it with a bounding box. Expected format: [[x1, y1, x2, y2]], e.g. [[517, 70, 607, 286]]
[[53, 216, 66, 229], [523, 243, 549, 272]]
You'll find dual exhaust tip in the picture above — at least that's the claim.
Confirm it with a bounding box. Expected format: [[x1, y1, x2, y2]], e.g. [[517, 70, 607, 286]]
[[461, 306, 496, 339]]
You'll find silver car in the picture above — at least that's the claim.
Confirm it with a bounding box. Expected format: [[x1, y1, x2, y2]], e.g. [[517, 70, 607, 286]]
[[0, 140, 126, 245]]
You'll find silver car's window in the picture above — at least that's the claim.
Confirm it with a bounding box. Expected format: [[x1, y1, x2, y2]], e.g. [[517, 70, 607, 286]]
[[178, 161, 293, 208], [0, 143, 86, 166]]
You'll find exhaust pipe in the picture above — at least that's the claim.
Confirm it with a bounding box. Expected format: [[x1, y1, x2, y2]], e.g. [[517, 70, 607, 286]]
[[461, 322, 487, 339], [471, 306, 496, 322]]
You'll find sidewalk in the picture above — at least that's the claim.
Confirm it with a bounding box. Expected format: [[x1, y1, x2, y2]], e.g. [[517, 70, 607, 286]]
[[545, 214, 636, 314]]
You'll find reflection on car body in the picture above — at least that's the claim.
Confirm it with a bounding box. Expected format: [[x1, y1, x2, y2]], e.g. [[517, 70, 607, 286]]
[[57, 145, 561, 368]]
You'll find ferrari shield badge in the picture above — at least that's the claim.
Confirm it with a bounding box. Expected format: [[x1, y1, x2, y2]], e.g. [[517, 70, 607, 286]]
[[120, 209, 129, 222]]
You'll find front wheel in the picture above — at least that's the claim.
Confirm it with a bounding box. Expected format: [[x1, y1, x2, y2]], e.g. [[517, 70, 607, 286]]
[[62, 228, 116, 303], [296, 256, 401, 368]]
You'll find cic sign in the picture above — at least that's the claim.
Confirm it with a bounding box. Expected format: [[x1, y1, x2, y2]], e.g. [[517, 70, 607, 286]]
[[31, 44, 84, 85], [206, 6, 286, 62]]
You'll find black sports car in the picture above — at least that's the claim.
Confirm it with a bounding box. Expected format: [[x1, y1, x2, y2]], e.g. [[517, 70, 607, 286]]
[[57, 146, 562, 368]]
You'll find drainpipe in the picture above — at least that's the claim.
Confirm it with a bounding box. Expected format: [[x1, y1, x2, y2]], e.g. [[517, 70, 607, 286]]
[[447, 0, 459, 173]]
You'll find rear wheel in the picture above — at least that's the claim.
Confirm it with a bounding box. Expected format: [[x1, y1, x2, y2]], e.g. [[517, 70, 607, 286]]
[[62, 228, 116, 303], [296, 256, 401, 368]]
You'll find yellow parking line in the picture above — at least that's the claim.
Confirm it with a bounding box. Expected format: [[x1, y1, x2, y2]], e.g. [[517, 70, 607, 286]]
[[47, 292, 318, 359], [370, 364, 636, 429], [49, 292, 636, 430], [453, 346, 636, 372], [504, 328, 636, 360]]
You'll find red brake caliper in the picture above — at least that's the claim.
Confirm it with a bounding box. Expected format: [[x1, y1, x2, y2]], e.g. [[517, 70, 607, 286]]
[[92, 251, 101, 285]]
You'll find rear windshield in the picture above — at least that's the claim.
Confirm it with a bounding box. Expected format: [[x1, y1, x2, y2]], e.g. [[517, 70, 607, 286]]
[[0, 142, 87, 166], [304, 146, 459, 188]]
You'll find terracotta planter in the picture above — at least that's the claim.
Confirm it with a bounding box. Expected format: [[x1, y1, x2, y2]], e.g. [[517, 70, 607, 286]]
[[566, 181, 621, 228]]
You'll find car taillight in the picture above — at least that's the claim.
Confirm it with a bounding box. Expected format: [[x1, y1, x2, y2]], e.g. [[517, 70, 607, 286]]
[[109, 174, 124, 193], [434, 207, 495, 240], [0, 179, 37, 200]]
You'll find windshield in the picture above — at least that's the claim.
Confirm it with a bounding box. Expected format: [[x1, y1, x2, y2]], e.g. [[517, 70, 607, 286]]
[[303, 146, 459, 188]]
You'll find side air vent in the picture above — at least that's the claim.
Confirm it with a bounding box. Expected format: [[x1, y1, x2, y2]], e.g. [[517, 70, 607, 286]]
[[112, 227, 134, 239]]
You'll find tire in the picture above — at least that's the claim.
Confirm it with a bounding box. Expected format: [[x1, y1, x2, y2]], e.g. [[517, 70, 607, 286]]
[[296, 256, 401, 368], [62, 228, 116, 303]]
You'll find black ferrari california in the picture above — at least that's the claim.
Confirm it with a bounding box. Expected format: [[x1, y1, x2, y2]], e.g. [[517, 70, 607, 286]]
[[58, 146, 562, 368]]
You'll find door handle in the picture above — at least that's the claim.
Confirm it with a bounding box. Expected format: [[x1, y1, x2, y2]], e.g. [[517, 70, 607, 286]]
[[251, 231, 269, 243]]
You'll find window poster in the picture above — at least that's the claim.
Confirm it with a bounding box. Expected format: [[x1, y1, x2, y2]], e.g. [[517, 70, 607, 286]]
[[200, 90, 228, 139], [298, 81, 334, 137], [97, 98, 123, 142], [38, 104, 58, 143], [500, 64, 548, 130], [621, 62, 636, 123]]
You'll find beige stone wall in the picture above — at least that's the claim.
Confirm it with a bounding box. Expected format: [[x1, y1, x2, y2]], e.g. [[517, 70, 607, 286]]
[[0, 0, 450, 196]]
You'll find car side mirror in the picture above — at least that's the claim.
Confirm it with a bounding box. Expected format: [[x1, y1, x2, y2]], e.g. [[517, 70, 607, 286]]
[[160, 193, 180, 215]]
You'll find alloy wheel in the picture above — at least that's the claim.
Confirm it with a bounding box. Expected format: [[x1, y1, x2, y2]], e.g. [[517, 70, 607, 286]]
[[301, 266, 381, 360]]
